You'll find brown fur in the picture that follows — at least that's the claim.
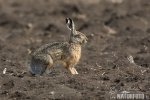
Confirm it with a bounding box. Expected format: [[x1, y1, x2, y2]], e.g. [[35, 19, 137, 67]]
[[28, 18, 87, 75]]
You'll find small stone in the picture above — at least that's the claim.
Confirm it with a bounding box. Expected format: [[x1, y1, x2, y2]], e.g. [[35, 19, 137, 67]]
[[3, 68, 7, 74], [50, 91, 55, 95]]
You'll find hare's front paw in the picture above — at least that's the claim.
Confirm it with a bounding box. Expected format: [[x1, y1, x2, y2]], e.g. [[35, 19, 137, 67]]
[[68, 67, 78, 75]]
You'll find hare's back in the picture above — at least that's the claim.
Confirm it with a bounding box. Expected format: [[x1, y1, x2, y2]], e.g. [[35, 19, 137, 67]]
[[32, 42, 69, 60], [45, 42, 69, 60], [32, 42, 68, 53]]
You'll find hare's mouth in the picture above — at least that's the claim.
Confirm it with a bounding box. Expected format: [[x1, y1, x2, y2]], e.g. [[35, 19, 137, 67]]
[[82, 41, 87, 47], [82, 39, 87, 44]]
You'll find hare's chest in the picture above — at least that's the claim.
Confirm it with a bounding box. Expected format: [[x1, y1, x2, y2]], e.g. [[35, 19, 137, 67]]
[[68, 45, 81, 64]]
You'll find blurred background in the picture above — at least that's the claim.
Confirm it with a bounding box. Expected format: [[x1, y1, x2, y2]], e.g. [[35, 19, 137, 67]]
[[0, 0, 149, 100]]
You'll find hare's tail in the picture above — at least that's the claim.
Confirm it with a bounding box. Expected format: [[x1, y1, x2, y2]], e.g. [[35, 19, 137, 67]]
[[29, 60, 47, 75]]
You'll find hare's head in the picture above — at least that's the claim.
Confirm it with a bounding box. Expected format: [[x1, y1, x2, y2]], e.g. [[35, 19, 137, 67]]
[[66, 18, 88, 44]]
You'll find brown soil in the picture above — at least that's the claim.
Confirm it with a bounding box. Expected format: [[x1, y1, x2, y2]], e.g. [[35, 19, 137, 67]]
[[0, 0, 150, 100]]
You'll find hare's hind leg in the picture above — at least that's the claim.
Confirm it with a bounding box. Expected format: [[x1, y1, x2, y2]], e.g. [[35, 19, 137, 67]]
[[29, 54, 53, 75]]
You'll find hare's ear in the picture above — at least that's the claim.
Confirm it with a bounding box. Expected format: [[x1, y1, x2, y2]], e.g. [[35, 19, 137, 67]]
[[66, 18, 76, 33]]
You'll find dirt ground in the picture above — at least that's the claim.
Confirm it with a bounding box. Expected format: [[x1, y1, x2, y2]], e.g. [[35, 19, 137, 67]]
[[0, 0, 150, 100]]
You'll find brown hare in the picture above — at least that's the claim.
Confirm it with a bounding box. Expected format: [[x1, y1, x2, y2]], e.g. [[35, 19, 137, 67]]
[[28, 18, 88, 75]]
